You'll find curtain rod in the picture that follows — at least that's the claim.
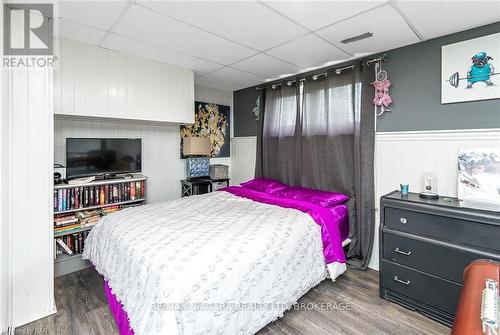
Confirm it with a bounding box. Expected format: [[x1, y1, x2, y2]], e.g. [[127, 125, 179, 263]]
[[256, 53, 388, 90], [366, 54, 388, 66]]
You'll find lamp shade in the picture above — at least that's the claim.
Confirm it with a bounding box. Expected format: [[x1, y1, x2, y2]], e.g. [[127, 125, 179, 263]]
[[183, 136, 211, 156]]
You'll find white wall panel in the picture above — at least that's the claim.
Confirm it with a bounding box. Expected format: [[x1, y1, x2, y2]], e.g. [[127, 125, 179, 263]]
[[54, 38, 194, 123], [54, 84, 233, 203], [54, 118, 185, 203], [2, 65, 54, 328]]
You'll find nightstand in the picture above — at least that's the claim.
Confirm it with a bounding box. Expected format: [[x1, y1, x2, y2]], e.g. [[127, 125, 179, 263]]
[[181, 178, 230, 197], [181, 178, 212, 197]]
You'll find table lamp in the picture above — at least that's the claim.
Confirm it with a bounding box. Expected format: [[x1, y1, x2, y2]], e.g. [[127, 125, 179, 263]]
[[183, 137, 211, 179]]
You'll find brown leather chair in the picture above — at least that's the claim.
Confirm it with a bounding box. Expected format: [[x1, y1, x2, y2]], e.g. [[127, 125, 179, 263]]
[[451, 259, 500, 335]]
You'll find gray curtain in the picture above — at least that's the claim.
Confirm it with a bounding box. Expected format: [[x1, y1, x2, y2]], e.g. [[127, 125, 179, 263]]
[[256, 61, 375, 269]]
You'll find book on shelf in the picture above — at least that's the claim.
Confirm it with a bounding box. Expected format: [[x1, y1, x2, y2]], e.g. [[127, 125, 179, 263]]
[[54, 213, 77, 223], [54, 180, 145, 213], [54, 218, 79, 227], [54, 223, 81, 233], [55, 231, 90, 256], [54, 178, 146, 262], [56, 238, 73, 255]]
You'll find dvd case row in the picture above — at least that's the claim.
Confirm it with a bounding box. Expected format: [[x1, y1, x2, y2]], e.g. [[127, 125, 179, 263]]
[[55, 231, 89, 256], [54, 181, 145, 212]]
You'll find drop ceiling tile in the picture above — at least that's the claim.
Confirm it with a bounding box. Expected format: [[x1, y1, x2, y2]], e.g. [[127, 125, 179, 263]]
[[138, 1, 307, 51], [54, 18, 107, 46], [58, 1, 129, 31], [396, 1, 500, 40], [112, 4, 257, 65], [263, 1, 385, 31], [266, 34, 350, 69], [101, 33, 221, 75], [195, 76, 241, 92], [317, 5, 420, 56], [202, 67, 265, 88], [231, 54, 302, 79]]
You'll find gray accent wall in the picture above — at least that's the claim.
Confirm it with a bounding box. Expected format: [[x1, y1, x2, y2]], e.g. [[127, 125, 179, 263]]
[[233, 87, 261, 137], [377, 22, 500, 132], [232, 22, 500, 135]]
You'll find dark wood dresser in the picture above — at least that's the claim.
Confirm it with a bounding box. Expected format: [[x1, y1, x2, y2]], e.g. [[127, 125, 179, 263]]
[[379, 191, 500, 327]]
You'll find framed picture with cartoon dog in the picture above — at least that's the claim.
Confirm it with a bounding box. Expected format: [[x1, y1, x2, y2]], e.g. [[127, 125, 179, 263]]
[[441, 32, 500, 104]]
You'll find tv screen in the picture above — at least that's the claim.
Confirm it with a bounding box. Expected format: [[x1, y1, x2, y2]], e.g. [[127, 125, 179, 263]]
[[66, 138, 142, 178]]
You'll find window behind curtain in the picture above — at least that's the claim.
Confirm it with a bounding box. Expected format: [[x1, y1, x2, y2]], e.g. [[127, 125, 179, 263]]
[[263, 84, 297, 138], [264, 73, 355, 138]]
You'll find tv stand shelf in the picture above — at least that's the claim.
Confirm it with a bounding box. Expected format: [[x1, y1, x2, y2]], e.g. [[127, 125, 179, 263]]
[[54, 174, 147, 277], [56, 174, 148, 189]]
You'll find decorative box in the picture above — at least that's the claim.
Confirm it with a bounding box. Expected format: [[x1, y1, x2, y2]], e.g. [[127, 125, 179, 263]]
[[187, 158, 210, 179], [209, 164, 228, 179]]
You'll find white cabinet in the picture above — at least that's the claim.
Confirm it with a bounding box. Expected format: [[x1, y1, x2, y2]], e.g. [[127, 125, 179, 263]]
[[54, 39, 194, 123]]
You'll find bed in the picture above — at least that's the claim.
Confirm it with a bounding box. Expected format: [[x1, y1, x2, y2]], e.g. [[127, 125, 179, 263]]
[[82, 185, 349, 335]]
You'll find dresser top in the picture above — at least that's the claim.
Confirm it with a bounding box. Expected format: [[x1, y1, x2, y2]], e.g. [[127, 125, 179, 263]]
[[383, 190, 499, 216]]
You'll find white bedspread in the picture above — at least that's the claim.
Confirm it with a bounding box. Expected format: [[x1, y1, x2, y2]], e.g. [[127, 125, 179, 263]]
[[83, 191, 339, 335]]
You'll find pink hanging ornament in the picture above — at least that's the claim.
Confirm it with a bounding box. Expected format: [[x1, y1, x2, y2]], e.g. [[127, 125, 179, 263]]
[[371, 70, 392, 116]]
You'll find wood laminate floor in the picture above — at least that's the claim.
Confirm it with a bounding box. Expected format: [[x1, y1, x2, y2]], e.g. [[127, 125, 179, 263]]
[[17, 267, 450, 335]]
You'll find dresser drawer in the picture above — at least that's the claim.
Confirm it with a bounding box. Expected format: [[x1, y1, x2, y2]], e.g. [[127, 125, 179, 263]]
[[381, 260, 461, 315], [384, 207, 499, 251], [383, 232, 500, 283]]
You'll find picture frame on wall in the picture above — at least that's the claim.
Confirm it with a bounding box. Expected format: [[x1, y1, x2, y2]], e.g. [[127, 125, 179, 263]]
[[458, 147, 500, 211], [441, 32, 500, 104], [180, 101, 230, 158]]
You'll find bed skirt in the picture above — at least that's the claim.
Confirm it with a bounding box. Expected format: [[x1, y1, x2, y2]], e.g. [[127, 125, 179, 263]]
[[104, 280, 135, 335]]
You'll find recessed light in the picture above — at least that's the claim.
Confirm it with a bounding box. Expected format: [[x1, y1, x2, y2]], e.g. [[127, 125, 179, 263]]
[[340, 32, 374, 44]]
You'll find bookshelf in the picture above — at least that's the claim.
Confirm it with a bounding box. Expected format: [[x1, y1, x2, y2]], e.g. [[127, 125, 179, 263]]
[[54, 174, 147, 277]]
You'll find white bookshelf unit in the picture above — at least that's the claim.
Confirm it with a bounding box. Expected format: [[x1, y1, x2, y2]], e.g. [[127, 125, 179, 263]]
[[53, 174, 147, 277]]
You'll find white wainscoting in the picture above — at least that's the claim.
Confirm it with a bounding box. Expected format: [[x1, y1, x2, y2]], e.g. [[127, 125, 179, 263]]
[[229, 130, 500, 271], [231, 137, 257, 185], [368, 128, 500, 270]]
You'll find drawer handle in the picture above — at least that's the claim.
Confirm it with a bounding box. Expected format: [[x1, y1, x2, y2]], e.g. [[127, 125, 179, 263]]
[[400, 217, 407, 224], [395, 248, 411, 256], [394, 276, 410, 285]]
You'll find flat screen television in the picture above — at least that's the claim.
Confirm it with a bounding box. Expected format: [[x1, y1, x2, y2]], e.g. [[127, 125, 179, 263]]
[[66, 138, 142, 178]]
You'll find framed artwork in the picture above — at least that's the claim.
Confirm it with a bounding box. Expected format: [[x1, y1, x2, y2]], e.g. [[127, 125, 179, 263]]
[[458, 147, 500, 210], [180, 101, 230, 158], [441, 32, 500, 104]]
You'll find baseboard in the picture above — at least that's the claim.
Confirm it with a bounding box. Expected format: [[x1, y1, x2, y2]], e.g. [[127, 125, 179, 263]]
[[13, 307, 57, 329]]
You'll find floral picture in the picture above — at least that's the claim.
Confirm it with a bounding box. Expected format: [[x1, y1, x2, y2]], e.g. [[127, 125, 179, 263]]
[[180, 101, 230, 158]]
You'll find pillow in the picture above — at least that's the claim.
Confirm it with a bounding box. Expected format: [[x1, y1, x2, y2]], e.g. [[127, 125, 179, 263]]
[[274, 186, 349, 207], [240, 178, 288, 194]]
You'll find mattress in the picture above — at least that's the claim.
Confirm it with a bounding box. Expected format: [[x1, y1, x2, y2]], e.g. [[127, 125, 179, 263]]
[[83, 190, 348, 335]]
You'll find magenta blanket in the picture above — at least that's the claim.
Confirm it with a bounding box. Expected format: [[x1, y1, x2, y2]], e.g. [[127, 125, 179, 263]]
[[221, 186, 348, 264], [104, 280, 135, 335]]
